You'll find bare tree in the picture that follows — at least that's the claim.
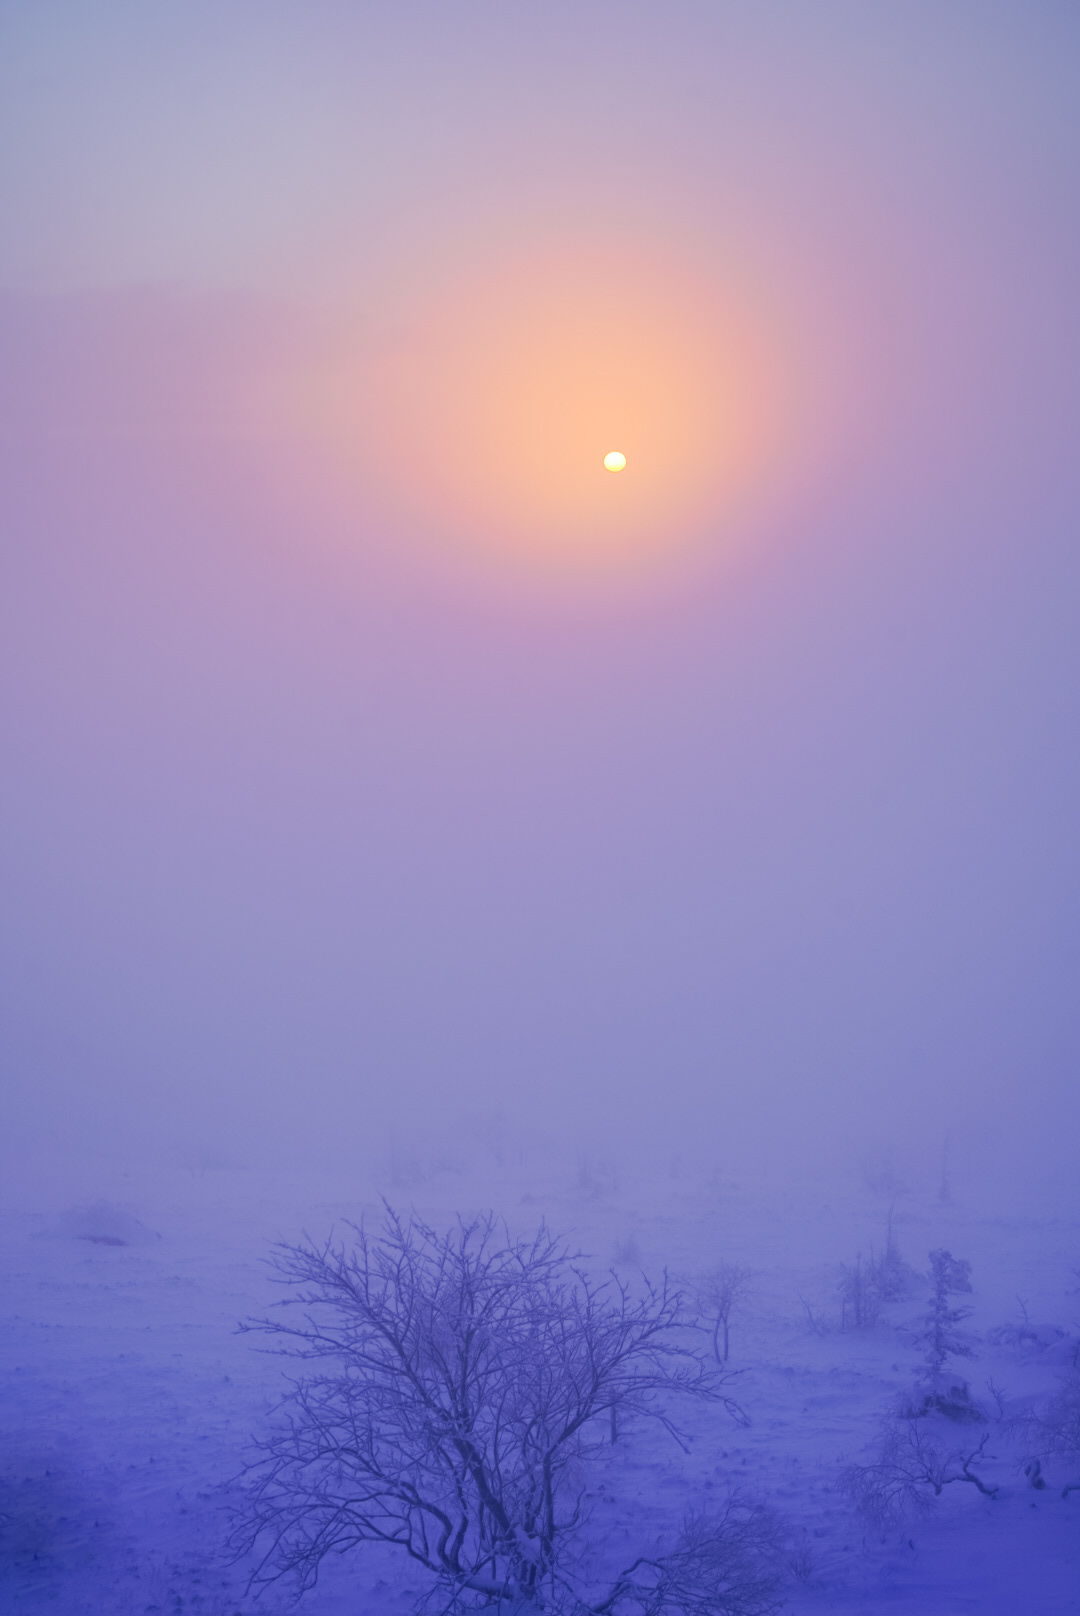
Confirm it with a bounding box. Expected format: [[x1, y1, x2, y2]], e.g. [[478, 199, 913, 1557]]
[[839, 1414, 997, 1528], [688, 1266, 753, 1364], [230, 1207, 772, 1614]]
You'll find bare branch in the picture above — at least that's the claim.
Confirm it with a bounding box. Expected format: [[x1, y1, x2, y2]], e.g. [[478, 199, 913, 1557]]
[[230, 1206, 750, 1611], [597, 1498, 786, 1616], [840, 1413, 997, 1528]]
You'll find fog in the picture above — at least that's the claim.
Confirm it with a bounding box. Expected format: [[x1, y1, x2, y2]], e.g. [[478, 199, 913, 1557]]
[[2, 419, 1077, 1198], [2, 4, 1079, 1209]]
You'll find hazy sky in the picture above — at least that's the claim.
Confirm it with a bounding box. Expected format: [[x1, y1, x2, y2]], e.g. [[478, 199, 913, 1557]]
[[1, 3, 1078, 1189]]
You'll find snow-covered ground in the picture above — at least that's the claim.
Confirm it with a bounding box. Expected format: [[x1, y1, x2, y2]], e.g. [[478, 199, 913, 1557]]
[[2, 1144, 1077, 1614]]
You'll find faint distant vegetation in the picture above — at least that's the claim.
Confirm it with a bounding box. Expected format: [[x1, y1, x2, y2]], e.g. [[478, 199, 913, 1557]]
[[231, 1205, 786, 1615], [837, 1209, 912, 1332], [613, 1231, 644, 1267], [575, 1153, 620, 1199], [836, 1256, 882, 1330], [176, 1145, 246, 1179], [791, 1210, 917, 1340], [686, 1265, 755, 1364], [860, 1151, 907, 1202]]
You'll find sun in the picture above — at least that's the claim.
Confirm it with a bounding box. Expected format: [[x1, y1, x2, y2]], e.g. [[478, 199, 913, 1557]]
[[303, 240, 782, 574]]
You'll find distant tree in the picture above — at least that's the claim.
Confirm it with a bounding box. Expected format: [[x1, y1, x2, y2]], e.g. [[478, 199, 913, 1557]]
[[837, 1214, 912, 1333], [920, 1250, 974, 1378], [905, 1249, 982, 1419], [230, 1207, 779, 1615], [873, 1208, 912, 1303], [688, 1266, 754, 1363]]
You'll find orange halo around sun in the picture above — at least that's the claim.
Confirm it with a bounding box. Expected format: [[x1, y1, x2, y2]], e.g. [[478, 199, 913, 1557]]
[[299, 241, 781, 575]]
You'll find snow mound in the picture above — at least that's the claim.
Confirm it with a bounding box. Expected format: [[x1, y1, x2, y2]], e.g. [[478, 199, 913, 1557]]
[[986, 1321, 1073, 1360], [45, 1200, 161, 1247]]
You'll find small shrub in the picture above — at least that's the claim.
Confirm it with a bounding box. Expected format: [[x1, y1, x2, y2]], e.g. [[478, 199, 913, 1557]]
[[688, 1266, 754, 1363], [602, 1499, 787, 1616], [1020, 1367, 1080, 1497], [840, 1413, 997, 1527]]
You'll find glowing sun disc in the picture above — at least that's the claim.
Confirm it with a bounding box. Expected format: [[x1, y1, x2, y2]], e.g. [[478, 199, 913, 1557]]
[[603, 450, 627, 473]]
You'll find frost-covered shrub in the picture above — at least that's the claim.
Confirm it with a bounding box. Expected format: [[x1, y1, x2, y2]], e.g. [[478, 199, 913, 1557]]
[[840, 1412, 997, 1527], [231, 1206, 769, 1614], [1021, 1368, 1080, 1497], [601, 1500, 788, 1616], [688, 1265, 754, 1362]]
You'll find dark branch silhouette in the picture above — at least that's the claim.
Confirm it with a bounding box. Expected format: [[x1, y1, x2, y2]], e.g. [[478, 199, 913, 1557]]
[[230, 1205, 777, 1614]]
